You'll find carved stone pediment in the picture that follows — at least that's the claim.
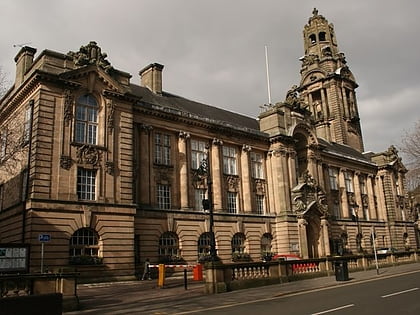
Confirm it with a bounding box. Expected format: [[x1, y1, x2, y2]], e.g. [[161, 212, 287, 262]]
[[68, 41, 114, 73], [291, 171, 328, 217]]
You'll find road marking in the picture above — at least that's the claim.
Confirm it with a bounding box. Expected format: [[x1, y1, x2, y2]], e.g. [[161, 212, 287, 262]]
[[174, 269, 420, 314], [311, 304, 354, 315], [381, 287, 419, 298]]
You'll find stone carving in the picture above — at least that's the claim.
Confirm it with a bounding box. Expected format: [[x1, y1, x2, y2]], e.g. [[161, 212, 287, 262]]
[[226, 175, 240, 192], [254, 179, 265, 195], [284, 85, 308, 112], [300, 54, 319, 67], [105, 161, 115, 175], [63, 90, 74, 124], [178, 131, 190, 139], [291, 170, 328, 216], [212, 138, 223, 146], [107, 100, 115, 133], [385, 145, 399, 163], [60, 155, 73, 170], [242, 144, 251, 152], [139, 123, 153, 133], [68, 41, 113, 73], [77, 145, 101, 166]]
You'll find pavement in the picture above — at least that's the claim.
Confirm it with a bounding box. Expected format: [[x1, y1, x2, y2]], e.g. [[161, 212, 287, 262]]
[[64, 262, 420, 314]]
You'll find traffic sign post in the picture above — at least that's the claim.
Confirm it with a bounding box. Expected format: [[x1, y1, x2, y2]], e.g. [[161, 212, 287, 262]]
[[39, 234, 51, 273]]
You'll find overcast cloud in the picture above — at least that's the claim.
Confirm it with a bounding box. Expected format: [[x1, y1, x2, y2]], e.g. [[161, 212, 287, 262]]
[[1, 0, 419, 159]]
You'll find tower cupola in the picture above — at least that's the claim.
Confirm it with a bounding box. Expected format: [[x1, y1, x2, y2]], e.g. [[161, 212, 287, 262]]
[[303, 8, 339, 59]]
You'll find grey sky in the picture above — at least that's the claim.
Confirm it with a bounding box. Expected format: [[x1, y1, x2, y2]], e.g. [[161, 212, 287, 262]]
[[1, 0, 419, 158]]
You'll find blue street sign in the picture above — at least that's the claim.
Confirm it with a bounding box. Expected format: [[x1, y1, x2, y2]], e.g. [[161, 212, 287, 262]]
[[38, 234, 51, 242]]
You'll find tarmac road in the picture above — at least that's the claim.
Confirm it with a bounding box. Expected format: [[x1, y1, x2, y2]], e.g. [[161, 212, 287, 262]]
[[65, 263, 420, 314]]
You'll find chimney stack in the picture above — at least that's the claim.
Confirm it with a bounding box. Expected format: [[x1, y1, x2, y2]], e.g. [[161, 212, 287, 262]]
[[14, 46, 37, 86], [139, 63, 164, 94]]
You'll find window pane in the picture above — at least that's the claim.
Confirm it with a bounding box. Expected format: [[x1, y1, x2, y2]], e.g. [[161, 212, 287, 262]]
[[77, 168, 96, 200]]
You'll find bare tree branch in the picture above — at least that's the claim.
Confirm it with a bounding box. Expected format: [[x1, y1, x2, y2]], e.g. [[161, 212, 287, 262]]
[[400, 119, 420, 190]]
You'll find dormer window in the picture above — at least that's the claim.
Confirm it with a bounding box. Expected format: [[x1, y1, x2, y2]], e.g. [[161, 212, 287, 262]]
[[75, 94, 98, 145], [319, 32, 326, 41]]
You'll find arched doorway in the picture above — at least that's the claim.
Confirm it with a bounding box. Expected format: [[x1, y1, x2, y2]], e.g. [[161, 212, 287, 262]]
[[306, 216, 321, 258]]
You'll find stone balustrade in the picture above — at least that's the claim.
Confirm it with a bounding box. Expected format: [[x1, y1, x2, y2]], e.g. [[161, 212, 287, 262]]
[[204, 250, 420, 294]]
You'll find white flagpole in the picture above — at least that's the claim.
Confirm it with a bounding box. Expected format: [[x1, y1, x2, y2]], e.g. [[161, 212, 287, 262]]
[[265, 45, 272, 105]]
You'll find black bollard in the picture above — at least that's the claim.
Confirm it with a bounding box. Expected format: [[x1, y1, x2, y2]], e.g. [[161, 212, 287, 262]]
[[184, 268, 188, 290]]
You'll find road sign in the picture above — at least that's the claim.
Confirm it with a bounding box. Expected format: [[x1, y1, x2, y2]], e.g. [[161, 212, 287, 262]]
[[38, 234, 51, 242]]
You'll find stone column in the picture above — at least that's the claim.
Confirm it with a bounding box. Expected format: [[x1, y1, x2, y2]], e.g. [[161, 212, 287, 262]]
[[320, 217, 331, 256], [287, 149, 297, 189], [375, 175, 387, 221], [268, 149, 286, 215], [339, 169, 350, 218], [321, 88, 328, 119], [178, 131, 190, 209], [298, 217, 309, 259], [241, 145, 252, 213], [367, 175, 377, 220], [211, 139, 223, 211], [342, 86, 349, 118], [139, 124, 152, 205], [281, 150, 291, 212], [317, 161, 325, 189], [266, 152, 276, 214], [354, 172, 363, 219]]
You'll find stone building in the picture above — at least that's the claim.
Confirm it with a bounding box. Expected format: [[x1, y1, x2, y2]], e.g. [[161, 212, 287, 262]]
[[0, 9, 417, 281]]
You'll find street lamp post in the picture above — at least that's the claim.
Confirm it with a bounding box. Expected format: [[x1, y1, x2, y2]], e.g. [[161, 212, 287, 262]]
[[199, 145, 217, 261], [354, 204, 362, 253]]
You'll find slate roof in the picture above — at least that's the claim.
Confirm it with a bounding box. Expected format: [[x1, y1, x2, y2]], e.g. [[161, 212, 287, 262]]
[[129, 84, 260, 132], [318, 138, 376, 166], [128, 84, 374, 166]]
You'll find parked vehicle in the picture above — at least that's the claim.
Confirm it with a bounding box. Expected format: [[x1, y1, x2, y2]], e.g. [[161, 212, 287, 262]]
[[272, 254, 302, 261], [376, 247, 397, 254]]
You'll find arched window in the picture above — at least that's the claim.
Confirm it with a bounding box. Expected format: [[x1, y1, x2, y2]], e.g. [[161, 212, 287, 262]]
[[75, 94, 98, 145], [319, 32, 326, 41], [261, 233, 273, 256], [197, 232, 212, 259], [159, 232, 179, 261], [231, 233, 246, 254], [309, 34, 316, 44], [69, 228, 101, 265]]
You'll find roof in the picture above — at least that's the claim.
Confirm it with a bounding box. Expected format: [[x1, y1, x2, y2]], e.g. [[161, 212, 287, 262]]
[[318, 138, 376, 166], [129, 84, 260, 132]]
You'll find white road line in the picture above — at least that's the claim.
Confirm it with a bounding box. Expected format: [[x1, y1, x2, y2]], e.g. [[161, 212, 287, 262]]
[[311, 304, 355, 315], [311, 304, 354, 315], [381, 287, 419, 298]]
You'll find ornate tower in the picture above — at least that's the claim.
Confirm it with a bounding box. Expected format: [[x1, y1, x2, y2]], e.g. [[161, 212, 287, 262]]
[[299, 8, 364, 152]]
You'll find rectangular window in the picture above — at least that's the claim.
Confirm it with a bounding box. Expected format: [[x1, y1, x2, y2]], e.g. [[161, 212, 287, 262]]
[[251, 152, 264, 179], [191, 139, 207, 170], [359, 176, 366, 195], [344, 171, 354, 192], [194, 189, 207, 211], [77, 168, 96, 200], [256, 195, 265, 214], [227, 192, 237, 213], [75, 99, 98, 145], [328, 168, 338, 190], [157, 184, 171, 209], [154, 132, 171, 165], [333, 202, 341, 219], [223, 146, 237, 175], [23, 106, 32, 144]]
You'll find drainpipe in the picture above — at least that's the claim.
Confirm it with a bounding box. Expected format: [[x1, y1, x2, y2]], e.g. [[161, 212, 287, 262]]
[[22, 99, 34, 243]]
